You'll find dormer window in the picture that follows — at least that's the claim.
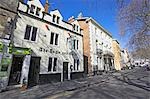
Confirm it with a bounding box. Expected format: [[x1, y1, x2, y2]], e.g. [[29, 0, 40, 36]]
[[77, 26, 79, 32], [36, 7, 41, 16], [57, 17, 60, 24], [30, 5, 35, 14], [53, 15, 56, 22], [73, 24, 75, 30]]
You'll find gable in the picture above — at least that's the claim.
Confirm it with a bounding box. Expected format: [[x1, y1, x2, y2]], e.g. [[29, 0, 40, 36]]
[[50, 10, 63, 19], [27, 0, 44, 11]]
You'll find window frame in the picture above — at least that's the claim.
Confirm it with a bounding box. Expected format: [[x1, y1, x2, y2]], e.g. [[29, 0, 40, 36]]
[[50, 32, 55, 44], [52, 15, 56, 23], [30, 4, 35, 14], [55, 34, 59, 45], [36, 7, 41, 16], [24, 25, 38, 42], [48, 57, 52, 72]]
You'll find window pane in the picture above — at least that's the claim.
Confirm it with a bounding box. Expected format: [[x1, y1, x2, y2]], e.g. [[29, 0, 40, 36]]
[[74, 59, 76, 70], [52, 15, 56, 22], [55, 34, 59, 45], [50, 32, 54, 44], [31, 27, 37, 41], [48, 58, 52, 71], [73, 40, 76, 49], [57, 17, 60, 24], [77, 40, 78, 49], [30, 5, 35, 14], [53, 58, 57, 71], [24, 25, 31, 40], [77, 59, 79, 70], [36, 7, 41, 16]]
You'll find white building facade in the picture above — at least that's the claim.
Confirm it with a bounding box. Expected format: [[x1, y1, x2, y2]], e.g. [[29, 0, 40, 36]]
[[77, 17, 114, 75], [7, 0, 83, 87]]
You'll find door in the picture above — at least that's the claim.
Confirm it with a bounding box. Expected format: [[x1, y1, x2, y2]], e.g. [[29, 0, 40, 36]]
[[28, 57, 41, 88], [84, 55, 88, 74], [8, 55, 24, 86], [63, 62, 68, 81]]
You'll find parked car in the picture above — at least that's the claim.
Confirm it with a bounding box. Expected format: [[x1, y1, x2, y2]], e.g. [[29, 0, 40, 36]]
[[141, 62, 149, 67]]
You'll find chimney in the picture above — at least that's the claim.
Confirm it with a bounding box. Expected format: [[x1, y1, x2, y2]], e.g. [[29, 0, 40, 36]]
[[44, 0, 49, 13], [68, 16, 75, 23]]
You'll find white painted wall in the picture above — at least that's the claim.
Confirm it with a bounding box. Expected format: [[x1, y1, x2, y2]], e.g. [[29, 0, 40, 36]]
[[14, 1, 84, 80], [88, 18, 113, 71]]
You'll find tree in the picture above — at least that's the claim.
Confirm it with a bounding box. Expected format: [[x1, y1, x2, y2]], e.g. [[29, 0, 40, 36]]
[[117, 0, 150, 60]]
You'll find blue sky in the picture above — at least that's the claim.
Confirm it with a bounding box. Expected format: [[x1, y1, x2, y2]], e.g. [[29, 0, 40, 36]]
[[25, 0, 127, 48]]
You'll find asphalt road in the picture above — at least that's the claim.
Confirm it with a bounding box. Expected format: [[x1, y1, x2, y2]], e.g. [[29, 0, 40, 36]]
[[0, 66, 149, 99], [47, 67, 150, 99]]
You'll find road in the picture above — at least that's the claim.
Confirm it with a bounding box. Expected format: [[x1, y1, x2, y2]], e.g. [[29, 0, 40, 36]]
[[47, 67, 150, 99], [0, 66, 150, 99]]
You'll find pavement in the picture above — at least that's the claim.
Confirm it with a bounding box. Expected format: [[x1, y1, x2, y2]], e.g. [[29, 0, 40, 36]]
[[0, 66, 150, 99]]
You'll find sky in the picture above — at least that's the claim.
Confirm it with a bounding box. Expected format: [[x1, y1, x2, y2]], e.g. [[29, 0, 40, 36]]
[[25, 0, 128, 48]]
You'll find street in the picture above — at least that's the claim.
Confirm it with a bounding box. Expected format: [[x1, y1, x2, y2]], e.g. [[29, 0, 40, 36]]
[[0, 66, 150, 99]]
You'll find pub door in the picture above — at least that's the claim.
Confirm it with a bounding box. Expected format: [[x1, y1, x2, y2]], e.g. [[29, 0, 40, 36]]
[[63, 62, 68, 81], [28, 57, 41, 88]]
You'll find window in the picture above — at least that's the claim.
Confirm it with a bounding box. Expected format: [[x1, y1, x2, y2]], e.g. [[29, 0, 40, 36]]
[[95, 28, 97, 34], [36, 7, 41, 16], [73, 59, 80, 71], [53, 58, 57, 71], [74, 59, 76, 70], [31, 27, 37, 41], [73, 24, 75, 30], [77, 40, 79, 49], [55, 34, 59, 45], [48, 58, 52, 71], [48, 57, 58, 72], [77, 26, 78, 32], [77, 59, 79, 70], [24, 25, 31, 40], [24, 25, 38, 41], [73, 40, 76, 49], [30, 5, 35, 14], [57, 17, 60, 24], [52, 15, 56, 22], [50, 32, 54, 44], [50, 32, 59, 45]]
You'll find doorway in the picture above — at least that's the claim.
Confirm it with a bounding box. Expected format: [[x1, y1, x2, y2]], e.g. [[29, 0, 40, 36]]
[[63, 62, 68, 81], [8, 55, 24, 86], [28, 56, 41, 88]]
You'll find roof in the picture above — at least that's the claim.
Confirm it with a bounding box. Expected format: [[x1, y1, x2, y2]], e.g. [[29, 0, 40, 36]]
[[77, 17, 112, 37]]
